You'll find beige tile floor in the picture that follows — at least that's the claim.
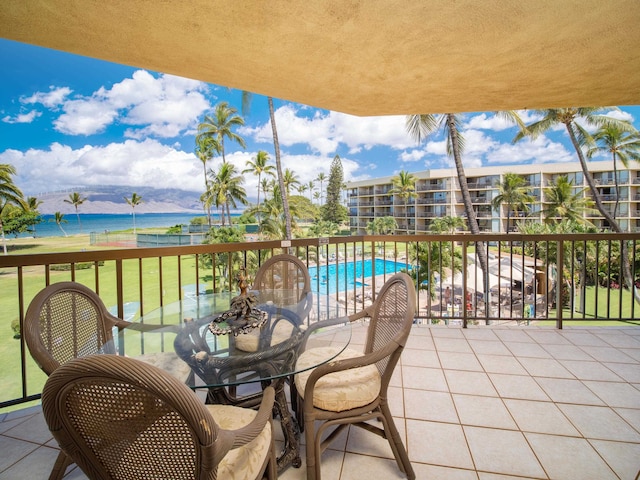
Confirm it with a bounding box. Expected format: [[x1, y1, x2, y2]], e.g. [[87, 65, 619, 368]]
[[1, 325, 639, 480]]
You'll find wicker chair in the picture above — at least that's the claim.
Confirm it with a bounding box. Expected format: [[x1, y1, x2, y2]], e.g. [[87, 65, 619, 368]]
[[235, 253, 312, 353], [294, 272, 417, 480], [42, 355, 277, 480], [24, 281, 190, 479]]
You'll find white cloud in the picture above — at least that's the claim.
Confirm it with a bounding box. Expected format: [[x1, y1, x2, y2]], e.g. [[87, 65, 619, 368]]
[[487, 135, 574, 165], [399, 149, 426, 162], [54, 98, 119, 135], [28, 71, 210, 137], [22, 86, 72, 108], [465, 113, 514, 131], [1, 140, 203, 195], [1, 109, 41, 124], [243, 105, 415, 156]]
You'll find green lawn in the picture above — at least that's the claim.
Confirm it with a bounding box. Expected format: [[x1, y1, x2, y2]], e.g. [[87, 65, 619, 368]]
[[0, 232, 207, 410]]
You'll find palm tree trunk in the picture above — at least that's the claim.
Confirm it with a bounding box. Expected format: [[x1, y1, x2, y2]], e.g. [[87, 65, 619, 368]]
[[203, 164, 212, 227], [565, 122, 640, 305], [256, 173, 262, 226], [1, 219, 7, 255], [269, 97, 292, 240], [446, 115, 491, 321], [612, 153, 619, 219]]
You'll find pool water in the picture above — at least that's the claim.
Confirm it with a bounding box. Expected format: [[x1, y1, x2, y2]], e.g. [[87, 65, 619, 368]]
[[308, 259, 409, 294]]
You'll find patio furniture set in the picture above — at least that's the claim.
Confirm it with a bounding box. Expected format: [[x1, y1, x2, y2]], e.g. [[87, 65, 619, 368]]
[[23, 254, 417, 480]]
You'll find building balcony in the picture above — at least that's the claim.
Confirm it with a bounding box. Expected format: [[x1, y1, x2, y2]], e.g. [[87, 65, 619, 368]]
[[2, 323, 638, 480], [0, 233, 640, 458]]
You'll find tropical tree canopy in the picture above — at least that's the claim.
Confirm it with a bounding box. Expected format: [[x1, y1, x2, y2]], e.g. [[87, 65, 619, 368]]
[[0, 164, 26, 254], [491, 172, 534, 232], [197, 101, 246, 163], [64, 191, 87, 232], [390, 170, 417, 218], [429, 216, 467, 234], [541, 175, 597, 225], [587, 123, 640, 219]]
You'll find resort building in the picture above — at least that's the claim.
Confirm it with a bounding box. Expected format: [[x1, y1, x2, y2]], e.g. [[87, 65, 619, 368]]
[[347, 161, 640, 234]]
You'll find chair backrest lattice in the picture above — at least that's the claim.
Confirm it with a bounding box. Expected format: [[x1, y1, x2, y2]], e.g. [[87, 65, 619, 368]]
[[364, 273, 416, 377], [252, 254, 311, 299], [24, 282, 127, 375], [42, 355, 225, 480]]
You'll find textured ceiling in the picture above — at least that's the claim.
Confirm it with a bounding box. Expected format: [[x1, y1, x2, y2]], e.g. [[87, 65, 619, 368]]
[[1, 1, 639, 116]]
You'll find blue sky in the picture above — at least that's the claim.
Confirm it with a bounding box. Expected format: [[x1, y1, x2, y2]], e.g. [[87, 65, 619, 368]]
[[1, 38, 639, 203]]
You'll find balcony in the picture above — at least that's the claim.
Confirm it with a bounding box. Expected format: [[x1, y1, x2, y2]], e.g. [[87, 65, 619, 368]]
[[2, 323, 638, 479], [1, 233, 639, 477]]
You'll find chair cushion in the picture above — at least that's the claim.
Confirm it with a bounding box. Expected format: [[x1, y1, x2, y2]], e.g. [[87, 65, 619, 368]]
[[234, 320, 293, 352], [295, 347, 381, 412], [206, 404, 272, 480], [135, 352, 192, 382]]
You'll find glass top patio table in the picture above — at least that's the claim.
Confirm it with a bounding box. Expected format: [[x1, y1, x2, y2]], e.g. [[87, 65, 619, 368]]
[[116, 290, 352, 389]]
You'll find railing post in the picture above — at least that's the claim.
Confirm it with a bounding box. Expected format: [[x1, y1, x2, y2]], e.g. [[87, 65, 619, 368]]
[[116, 259, 124, 319], [556, 240, 563, 330]]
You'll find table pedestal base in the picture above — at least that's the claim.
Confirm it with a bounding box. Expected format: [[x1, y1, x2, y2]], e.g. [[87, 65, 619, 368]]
[[273, 379, 302, 471]]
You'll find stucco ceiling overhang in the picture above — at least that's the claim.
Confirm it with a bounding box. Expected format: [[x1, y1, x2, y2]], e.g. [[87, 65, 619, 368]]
[[1, 1, 639, 116]]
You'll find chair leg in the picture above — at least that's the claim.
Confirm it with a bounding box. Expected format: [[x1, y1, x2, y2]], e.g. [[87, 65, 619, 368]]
[[379, 408, 415, 480], [304, 415, 320, 480], [49, 451, 72, 480]]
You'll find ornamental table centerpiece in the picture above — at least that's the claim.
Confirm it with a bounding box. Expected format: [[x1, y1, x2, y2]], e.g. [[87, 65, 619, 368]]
[[208, 268, 268, 336]]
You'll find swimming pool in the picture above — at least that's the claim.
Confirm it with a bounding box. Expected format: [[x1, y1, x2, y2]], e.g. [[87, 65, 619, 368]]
[[308, 259, 409, 294]]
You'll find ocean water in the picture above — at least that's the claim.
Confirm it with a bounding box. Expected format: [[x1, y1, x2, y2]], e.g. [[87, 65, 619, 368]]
[[20, 213, 218, 238]]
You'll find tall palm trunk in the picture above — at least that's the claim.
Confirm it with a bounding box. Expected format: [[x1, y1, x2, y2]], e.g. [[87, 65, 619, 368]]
[[1, 218, 7, 255], [564, 122, 639, 305], [203, 164, 212, 227], [447, 114, 491, 318], [269, 97, 292, 240], [612, 152, 620, 219]]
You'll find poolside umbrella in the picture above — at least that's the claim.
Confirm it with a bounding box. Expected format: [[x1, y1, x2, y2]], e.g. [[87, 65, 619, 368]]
[[488, 257, 536, 285], [452, 264, 507, 296]]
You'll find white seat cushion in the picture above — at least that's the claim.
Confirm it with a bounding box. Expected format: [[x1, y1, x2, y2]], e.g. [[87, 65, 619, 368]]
[[206, 404, 272, 479], [295, 347, 381, 412]]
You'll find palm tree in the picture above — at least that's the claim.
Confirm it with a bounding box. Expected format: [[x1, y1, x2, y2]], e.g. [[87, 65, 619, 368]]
[[297, 184, 308, 196], [514, 107, 640, 302], [241, 93, 292, 240], [406, 113, 492, 298], [407, 112, 525, 310], [430, 216, 467, 233], [587, 123, 640, 219], [282, 168, 301, 197], [307, 180, 315, 202], [25, 196, 43, 237], [389, 170, 417, 230], [541, 176, 597, 225], [0, 164, 26, 254], [242, 150, 275, 226], [125, 192, 143, 234], [208, 162, 248, 225], [51, 211, 68, 237], [195, 134, 221, 226], [64, 192, 87, 232], [197, 102, 246, 163], [491, 173, 534, 233], [316, 172, 326, 203]]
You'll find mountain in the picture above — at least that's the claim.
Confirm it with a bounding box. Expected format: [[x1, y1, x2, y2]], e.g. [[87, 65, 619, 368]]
[[36, 186, 203, 215]]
